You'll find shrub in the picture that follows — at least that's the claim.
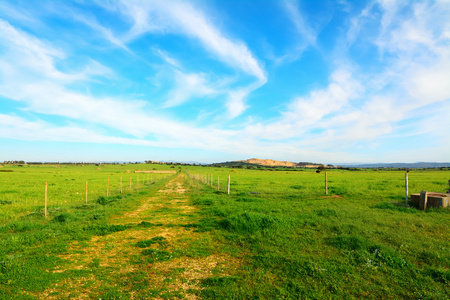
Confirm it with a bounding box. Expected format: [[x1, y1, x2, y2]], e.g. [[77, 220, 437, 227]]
[[53, 213, 70, 223], [96, 196, 108, 205]]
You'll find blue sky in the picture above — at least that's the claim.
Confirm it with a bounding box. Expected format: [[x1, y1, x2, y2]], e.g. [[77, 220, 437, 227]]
[[0, 0, 449, 164]]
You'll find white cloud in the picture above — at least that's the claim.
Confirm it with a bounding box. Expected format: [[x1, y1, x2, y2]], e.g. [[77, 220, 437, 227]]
[[115, 1, 264, 81], [71, 12, 130, 52], [0, 18, 114, 85], [152, 48, 180, 68], [242, 0, 450, 154], [282, 0, 316, 47], [407, 61, 450, 105], [245, 69, 362, 141], [164, 70, 217, 108], [0, 114, 145, 145], [311, 0, 450, 152], [271, 0, 322, 65], [0, 18, 242, 152], [0, 18, 69, 81], [226, 90, 249, 119], [116, 0, 266, 117], [286, 70, 361, 123], [121, 0, 266, 83]]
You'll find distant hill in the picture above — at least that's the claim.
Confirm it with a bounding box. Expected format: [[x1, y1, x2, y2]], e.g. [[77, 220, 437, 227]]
[[210, 159, 450, 169], [211, 158, 323, 168], [340, 162, 450, 169]]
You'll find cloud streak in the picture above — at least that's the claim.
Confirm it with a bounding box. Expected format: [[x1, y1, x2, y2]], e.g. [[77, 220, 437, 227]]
[[116, 0, 267, 117]]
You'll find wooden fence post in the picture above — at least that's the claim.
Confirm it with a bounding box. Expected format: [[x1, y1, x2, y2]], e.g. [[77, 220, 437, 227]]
[[419, 190, 428, 210], [85, 181, 88, 203], [405, 173, 408, 204], [325, 172, 328, 195], [228, 175, 230, 195], [44, 182, 48, 217]]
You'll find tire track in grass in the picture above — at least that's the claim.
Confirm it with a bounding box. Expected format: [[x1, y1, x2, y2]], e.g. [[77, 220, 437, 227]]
[[39, 173, 239, 299]]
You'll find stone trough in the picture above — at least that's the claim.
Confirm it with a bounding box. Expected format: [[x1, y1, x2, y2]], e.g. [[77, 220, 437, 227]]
[[410, 191, 449, 210]]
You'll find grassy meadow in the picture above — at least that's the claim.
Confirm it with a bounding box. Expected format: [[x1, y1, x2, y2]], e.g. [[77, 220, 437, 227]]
[[0, 164, 177, 220], [187, 167, 450, 299], [0, 164, 449, 299]]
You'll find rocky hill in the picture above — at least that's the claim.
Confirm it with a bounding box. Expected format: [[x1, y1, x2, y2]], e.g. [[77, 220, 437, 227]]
[[239, 158, 322, 168], [241, 158, 297, 167]]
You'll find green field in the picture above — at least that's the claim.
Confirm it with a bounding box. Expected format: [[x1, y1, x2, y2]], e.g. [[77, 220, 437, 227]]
[[0, 164, 176, 220], [0, 164, 449, 299]]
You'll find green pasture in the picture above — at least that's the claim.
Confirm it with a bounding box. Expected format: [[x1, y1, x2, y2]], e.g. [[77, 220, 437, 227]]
[[0, 164, 448, 299], [0, 164, 177, 220], [187, 167, 449, 199], [0, 163, 177, 299], [186, 167, 450, 299]]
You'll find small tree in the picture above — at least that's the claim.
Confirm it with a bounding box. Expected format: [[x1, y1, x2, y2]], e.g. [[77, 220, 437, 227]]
[[317, 165, 326, 173]]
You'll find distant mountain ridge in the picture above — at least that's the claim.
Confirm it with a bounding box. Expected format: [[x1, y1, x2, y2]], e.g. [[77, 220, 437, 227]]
[[210, 159, 450, 169], [341, 162, 450, 168]]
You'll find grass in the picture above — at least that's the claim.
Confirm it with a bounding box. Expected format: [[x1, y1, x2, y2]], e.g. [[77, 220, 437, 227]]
[[186, 167, 450, 299], [0, 164, 448, 299], [0, 163, 177, 298], [0, 163, 176, 220]]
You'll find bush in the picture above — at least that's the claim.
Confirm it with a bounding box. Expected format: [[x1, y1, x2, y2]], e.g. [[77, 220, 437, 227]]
[[53, 213, 70, 223], [96, 196, 108, 205]]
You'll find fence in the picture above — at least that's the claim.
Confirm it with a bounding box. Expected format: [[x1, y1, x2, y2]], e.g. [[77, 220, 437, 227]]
[[184, 169, 449, 206], [0, 168, 173, 219]]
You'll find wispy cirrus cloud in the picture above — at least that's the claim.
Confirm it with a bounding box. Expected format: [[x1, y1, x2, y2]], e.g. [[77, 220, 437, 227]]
[[0, 17, 239, 152], [0, 18, 113, 84], [116, 0, 266, 117], [164, 70, 218, 108], [272, 0, 320, 64], [282, 0, 316, 47], [242, 0, 450, 155], [120, 0, 266, 83], [77, 0, 267, 118], [71, 12, 130, 52]]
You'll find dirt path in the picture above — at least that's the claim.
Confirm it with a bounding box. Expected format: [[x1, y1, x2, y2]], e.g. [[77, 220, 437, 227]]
[[40, 173, 238, 299]]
